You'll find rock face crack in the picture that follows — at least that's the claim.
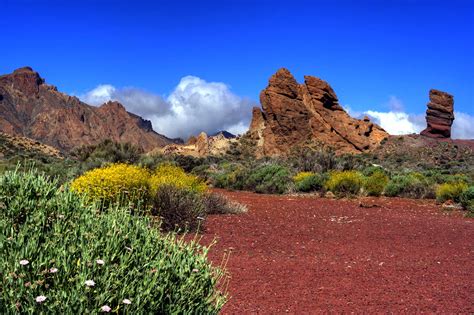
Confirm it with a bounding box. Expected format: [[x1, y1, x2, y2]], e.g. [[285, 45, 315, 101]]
[[248, 68, 388, 156]]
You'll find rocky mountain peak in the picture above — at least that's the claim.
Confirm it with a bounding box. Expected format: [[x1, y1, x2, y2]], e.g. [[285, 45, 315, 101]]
[[0, 68, 173, 152], [249, 68, 388, 156], [4, 66, 44, 95]]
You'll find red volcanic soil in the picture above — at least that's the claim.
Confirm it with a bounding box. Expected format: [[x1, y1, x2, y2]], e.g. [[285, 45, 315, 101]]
[[200, 190, 474, 314]]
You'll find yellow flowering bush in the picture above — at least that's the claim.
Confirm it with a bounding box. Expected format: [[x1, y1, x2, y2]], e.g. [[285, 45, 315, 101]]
[[293, 171, 315, 183], [149, 164, 207, 194], [71, 163, 149, 204], [436, 182, 468, 203], [325, 170, 363, 196]]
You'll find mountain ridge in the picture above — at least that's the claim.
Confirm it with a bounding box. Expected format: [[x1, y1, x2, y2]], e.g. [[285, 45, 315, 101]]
[[0, 67, 174, 152]]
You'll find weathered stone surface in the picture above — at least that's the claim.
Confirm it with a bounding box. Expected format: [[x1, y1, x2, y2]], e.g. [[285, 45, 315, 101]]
[[248, 68, 388, 156], [0, 67, 174, 152], [420, 89, 454, 139]]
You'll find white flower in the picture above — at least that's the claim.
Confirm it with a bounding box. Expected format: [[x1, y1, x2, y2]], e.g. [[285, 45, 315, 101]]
[[101, 305, 111, 312], [192, 268, 199, 273], [122, 299, 131, 305], [35, 295, 47, 303], [96, 259, 105, 265], [19, 260, 29, 266], [84, 280, 95, 287], [49, 268, 58, 273]]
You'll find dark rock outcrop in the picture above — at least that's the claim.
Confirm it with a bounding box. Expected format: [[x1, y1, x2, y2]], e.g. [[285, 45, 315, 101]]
[[248, 68, 388, 156], [420, 89, 454, 139], [0, 67, 173, 152]]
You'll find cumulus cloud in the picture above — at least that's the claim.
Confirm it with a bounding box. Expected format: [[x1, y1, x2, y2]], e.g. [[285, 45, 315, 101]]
[[452, 112, 474, 139], [364, 96, 474, 139], [365, 111, 424, 135], [80, 76, 255, 140]]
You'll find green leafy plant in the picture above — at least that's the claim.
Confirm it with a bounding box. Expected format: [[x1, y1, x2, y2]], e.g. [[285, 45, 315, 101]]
[[384, 173, 435, 199], [0, 168, 227, 313], [363, 171, 389, 196], [459, 186, 474, 215], [293, 172, 327, 192], [245, 164, 290, 194]]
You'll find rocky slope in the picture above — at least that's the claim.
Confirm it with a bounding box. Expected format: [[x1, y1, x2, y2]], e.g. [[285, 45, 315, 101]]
[[248, 68, 388, 156], [157, 132, 236, 157], [0, 67, 174, 152], [0, 132, 63, 159]]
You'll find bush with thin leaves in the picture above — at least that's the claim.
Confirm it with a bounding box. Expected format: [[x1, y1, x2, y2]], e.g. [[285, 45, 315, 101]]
[[151, 185, 207, 232], [384, 173, 435, 199], [0, 169, 227, 313], [245, 164, 290, 194], [436, 182, 468, 203], [363, 171, 389, 196], [325, 171, 363, 197], [293, 172, 326, 192], [460, 186, 474, 216]]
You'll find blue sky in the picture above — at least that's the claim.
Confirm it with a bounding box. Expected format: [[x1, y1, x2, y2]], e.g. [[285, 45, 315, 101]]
[[1, 0, 473, 138]]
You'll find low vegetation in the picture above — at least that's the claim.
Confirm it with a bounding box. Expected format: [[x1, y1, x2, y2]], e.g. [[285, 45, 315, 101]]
[[0, 169, 227, 313]]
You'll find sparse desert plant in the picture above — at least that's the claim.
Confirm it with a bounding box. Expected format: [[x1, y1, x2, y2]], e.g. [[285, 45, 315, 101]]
[[289, 145, 338, 173], [460, 186, 474, 216], [325, 170, 363, 197], [436, 182, 468, 203], [203, 192, 248, 215], [363, 171, 389, 196], [70, 163, 149, 206], [72, 139, 143, 172], [151, 185, 207, 232], [245, 163, 290, 194], [0, 169, 227, 313], [293, 171, 327, 192], [384, 173, 435, 199], [149, 163, 207, 194]]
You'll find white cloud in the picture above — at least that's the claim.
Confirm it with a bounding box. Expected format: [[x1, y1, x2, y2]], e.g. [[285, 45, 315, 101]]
[[365, 96, 474, 139], [80, 76, 255, 140], [452, 112, 474, 139], [365, 110, 424, 135]]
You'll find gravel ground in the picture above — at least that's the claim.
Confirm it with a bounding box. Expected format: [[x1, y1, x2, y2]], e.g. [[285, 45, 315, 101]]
[[200, 190, 474, 314]]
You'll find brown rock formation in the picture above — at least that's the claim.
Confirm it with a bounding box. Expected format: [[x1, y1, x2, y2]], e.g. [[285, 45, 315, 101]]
[[248, 68, 388, 156], [420, 89, 454, 139], [0, 67, 174, 152], [158, 131, 235, 157]]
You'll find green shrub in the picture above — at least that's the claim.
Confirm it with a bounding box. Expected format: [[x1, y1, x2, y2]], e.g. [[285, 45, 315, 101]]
[[436, 182, 468, 203], [289, 146, 337, 173], [384, 173, 435, 199], [362, 165, 386, 177], [245, 164, 290, 194], [151, 185, 207, 232], [363, 171, 389, 196], [325, 171, 363, 196], [459, 186, 474, 213], [72, 139, 143, 172], [0, 169, 227, 313], [212, 163, 245, 190], [293, 172, 327, 192]]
